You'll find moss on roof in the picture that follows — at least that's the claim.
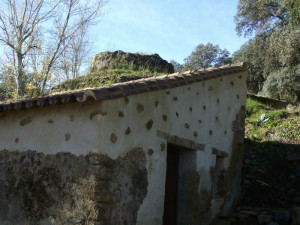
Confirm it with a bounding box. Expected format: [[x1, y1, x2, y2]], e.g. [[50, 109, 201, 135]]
[[52, 69, 164, 93]]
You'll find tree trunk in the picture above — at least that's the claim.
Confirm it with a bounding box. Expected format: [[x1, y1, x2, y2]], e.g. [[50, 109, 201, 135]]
[[17, 53, 24, 96]]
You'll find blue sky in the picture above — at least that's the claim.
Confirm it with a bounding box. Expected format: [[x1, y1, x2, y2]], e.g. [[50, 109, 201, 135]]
[[92, 0, 248, 64]]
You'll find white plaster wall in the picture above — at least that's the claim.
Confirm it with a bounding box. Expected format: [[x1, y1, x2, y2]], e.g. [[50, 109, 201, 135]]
[[0, 71, 247, 225]]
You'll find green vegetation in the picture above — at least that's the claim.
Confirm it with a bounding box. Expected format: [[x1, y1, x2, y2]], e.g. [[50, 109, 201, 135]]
[[51, 51, 173, 93], [52, 69, 163, 93], [233, 0, 300, 102], [245, 98, 299, 143], [182, 43, 232, 70], [259, 64, 300, 102], [171, 43, 232, 72]]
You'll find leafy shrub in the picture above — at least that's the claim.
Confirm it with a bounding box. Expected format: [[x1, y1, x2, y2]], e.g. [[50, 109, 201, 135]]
[[259, 64, 300, 103], [267, 109, 288, 120], [246, 98, 266, 116]]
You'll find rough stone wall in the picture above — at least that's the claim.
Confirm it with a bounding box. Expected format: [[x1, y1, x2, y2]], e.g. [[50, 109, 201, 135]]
[[0, 148, 147, 225], [90, 50, 174, 73]]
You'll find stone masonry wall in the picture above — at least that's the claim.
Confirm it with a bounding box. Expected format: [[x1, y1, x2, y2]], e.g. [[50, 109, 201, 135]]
[[0, 148, 147, 225]]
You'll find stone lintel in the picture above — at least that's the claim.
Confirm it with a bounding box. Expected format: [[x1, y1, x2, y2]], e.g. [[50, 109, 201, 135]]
[[156, 130, 205, 151], [212, 147, 229, 158]]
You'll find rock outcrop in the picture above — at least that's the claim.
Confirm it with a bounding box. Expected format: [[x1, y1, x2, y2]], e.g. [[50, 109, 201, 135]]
[[52, 51, 174, 93], [90, 50, 174, 74]]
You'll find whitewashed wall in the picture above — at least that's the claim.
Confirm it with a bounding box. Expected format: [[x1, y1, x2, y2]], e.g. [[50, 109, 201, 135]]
[[0, 71, 247, 225]]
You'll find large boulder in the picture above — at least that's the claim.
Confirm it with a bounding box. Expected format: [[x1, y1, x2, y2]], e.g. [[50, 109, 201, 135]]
[[90, 50, 174, 74]]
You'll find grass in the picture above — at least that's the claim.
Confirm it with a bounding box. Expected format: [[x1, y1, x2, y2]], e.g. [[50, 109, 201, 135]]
[[245, 98, 300, 143], [52, 69, 163, 93]]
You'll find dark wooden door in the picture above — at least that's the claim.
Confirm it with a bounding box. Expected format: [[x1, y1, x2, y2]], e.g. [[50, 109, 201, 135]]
[[163, 145, 179, 225]]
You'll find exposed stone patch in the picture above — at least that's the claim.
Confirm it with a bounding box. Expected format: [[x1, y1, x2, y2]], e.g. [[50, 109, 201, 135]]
[[0, 150, 102, 224], [109, 148, 148, 225], [48, 119, 54, 124], [90, 109, 106, 120], [162, 114, 167, 121], [125, 127, 131, 135], [20, 117, 32, 126], [181, 172, 212, 225], [146, 120, 154, 130], [118, 111, 124, 117], [65, 133, 71, 141], [136, 104, 144, 113], [147, 149, 154, 156], [110, 133, 117, 143], [0, 148, 148, 225], [218, 106, 245, 215], [180, 170, 212, 224]]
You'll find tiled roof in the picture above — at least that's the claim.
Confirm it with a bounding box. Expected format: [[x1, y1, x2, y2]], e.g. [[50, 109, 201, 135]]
[[0, 62, 247, 113]]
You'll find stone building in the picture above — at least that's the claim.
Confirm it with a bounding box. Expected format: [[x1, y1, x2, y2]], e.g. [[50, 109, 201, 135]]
[[0, 62, 247, 225]]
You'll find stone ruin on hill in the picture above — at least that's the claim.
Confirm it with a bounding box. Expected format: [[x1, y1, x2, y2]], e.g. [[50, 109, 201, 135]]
[[90, 50, 174, 74], [52, 51, 174, 92]]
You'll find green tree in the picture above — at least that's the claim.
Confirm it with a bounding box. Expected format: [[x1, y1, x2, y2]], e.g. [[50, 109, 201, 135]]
[[235, 0, 300, 67], [183, 43, 232, 71], [169, 60, 183, 72], [234, 0, 300, 101], [235, 0, 299, 37], [233, 38, 265, 94], [259, 64, 300, 102]]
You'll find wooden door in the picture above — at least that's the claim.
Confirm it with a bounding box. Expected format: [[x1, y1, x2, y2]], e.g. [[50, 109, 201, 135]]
[[163, 145, 179, 225]]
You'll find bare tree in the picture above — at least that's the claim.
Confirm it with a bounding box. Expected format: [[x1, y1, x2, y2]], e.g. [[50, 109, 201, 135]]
[[56, 25, 91, 81], [0, 0, 107, 96]]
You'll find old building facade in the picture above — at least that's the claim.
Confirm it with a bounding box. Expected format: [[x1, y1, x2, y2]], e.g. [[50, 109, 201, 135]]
[[0, 63, 247, 225]]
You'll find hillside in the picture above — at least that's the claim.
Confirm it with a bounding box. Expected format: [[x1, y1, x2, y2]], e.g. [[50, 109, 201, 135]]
[[52, 51, 174, 93], [215, 97, 300, 225]]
